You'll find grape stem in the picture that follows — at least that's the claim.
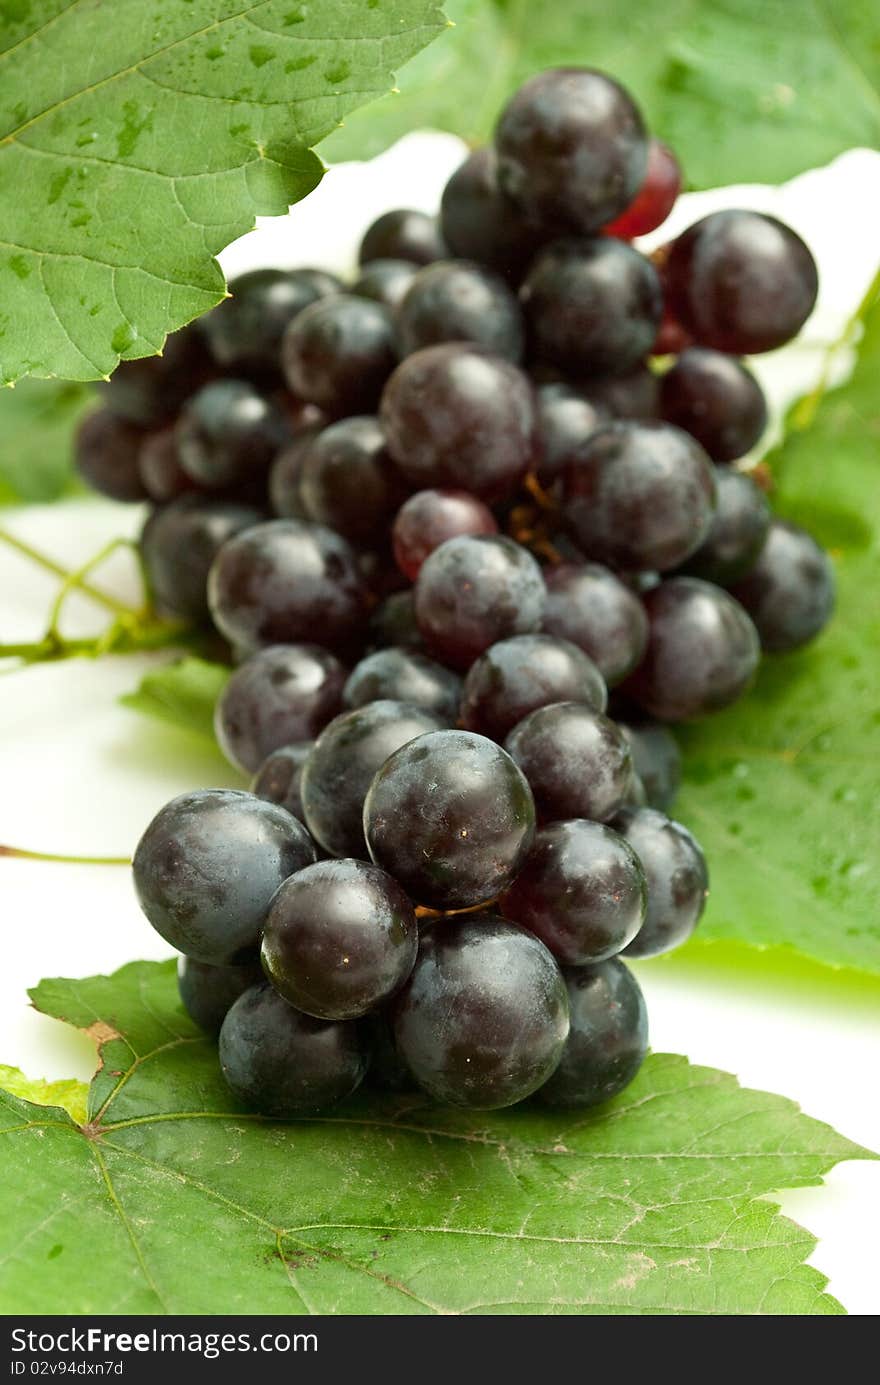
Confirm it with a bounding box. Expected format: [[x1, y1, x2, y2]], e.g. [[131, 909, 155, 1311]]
[[0, 528, 131, 616], [0, 844, 130, 866]]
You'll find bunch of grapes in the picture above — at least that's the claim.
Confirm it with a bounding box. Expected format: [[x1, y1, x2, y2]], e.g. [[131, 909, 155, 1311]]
[[97, 66, 833, 1116]]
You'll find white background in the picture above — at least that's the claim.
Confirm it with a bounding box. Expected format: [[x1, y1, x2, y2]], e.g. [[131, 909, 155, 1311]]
[[1, 136, 879, 1314]]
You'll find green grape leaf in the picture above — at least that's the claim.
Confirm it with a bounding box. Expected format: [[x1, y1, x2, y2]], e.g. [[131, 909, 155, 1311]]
[[0, 378, 92, 503], [675, 289, 880, 974], [0, 959, 871, 1314], [0, 1064, 88, 1126], [326, 0, 880, 190], [120, 657, 230, 740], [0, 1, 447, 386]]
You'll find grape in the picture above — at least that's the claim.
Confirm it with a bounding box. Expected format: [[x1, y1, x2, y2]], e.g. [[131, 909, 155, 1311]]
[[359, 208, 447, 266], [281, 295, 397, 416], [604, 139, 682, 239], [439, 146, 546, 281], [660, 348, 768, 462], [392, 916, 569, 1109], [75, 409, 149, 502], [140, 495, 263, 622], [500, 820, 646, 965], [494, 68, 647, 234], [176, 380, 289, 489], [369, 590, 424, 651], [460, 634, 607, 742], [395, 260, 525, 362], [534, 383, 606, 487], [262, 859, 417, 1020], [730, 520, 835, 653], [267, 424, 323, 519], [352, 258, 418, 310], [579, 364, 660, 421], [520, 238, 662, 376], [380, 344, 536, 500], [665, 210, 819, 354], [177, 955, 263, 1037], [681, 468, 771, 585], [414, 535, 546, 670], [219, 982, 367, 1115], [199, 267, 341, 374], [355, 543, 409, 600], [363, 1012, 414, 1092], [207, 518, 367, 652], [251, 741, 313, 821], [101, 324, 212, 425], [214, 644, 347, 773], [542, 562, 649, 686], [298, 416, 407, 542], [625, 577, 760, 720], [392, 488, 498, 580], [138, 426, 194, 503], [505, 703, 633, 824], [614, 807, 708, 958], [364, 730, 536, 909], [537, 959, 647, 1108], [343, 648, 462, 724], [652, 305, 693, 357], [133, 789, 316, 964], [617, 722, 681, 810], [301, 701, 444, 860]]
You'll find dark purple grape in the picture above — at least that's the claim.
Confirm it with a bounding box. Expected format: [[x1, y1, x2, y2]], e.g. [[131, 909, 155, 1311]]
[[542, 562, 649, 686], [579, 364, 661, 421], [369, 590, 424, 651], [101, 325, 212, 425], [521, 238, 662, 376], [281, 295, 397, 417], [392, 915, 569, 1109], [200, 267, 341, 374], [537, 959, 647, 1108], [354, 542, 409, 600], [177, 955, 263, 1037], [666, 210, 819, 354], [439, 146, 546, 282], [660, 348, 768, 462], [364, 730, 536, 910], [215, 644, 347, 774], [133, 789, 316, 964], [140, 494, 263, 622], [500, 820, 646, 965], [681, 468, 771, 585], [625, 576, 760, 720], [262, 859, 417, 1020], [138, 426, 194, 503], [176, 380, 289, 489], [534, 382, 606, 487], [207, 518, 367, 652], [414, 535, 545, 670], [730, 519, 834, 653], [615, 807, 708, 958], [352, 258, 418, 310], [301, 701, 444, 860], [251, 741, 313, 821], [380, 344, 536, 501], [617, 722, 681, 811], [219, 982, 367, 1115], [75, 409, 149, 501], [395, 260, 525, 362], [343, 648, 462, 724], [494, 68, 647, 233], [358, 208, 446, 266], [392, 487, 497, 580], [460, 634, 606, 742], [267, 424, 323, 519], [505, 703, 633, 824], [298, 415, 406, 542], [604, 138, 681, 239], [364, 1012, 414, 1091], [562, 420, 716, 572]]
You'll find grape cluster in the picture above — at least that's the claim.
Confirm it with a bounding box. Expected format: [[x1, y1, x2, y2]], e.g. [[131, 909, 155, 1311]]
[[116, 66, 834, 1116]]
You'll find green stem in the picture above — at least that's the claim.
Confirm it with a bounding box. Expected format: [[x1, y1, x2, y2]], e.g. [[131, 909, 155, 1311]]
[[0, 616, 192, 667], [0, 528, 134, 617], [0, 844, 130, 866]]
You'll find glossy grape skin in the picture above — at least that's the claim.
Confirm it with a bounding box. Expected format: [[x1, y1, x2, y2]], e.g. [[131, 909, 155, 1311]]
[[542, 562, 649, 686], [495, 68, 647, 234], [392, 916, 569, 1110], [262, 859, 417, 1020], [521, 238, 662, 377], [101, 325, 213, 425], [666, 210, 819, 354], [534, 383, 606, 487], [579, 364, 661, 421], [364, 730, 536, 910], [177, 955, 263, 1037], [380, 344, 536, 501], [439, 146, 546, 282], [140, 495, 263, 622], [625, 577, 760, 721], [505, 703, 633, 824], [199, 267, 341, 374], [297, 416, 407, 543], [681, 468, 771, 585], [352, 258, 418, 310], [281, 295, 397, 417], [395, 260, 525, 362], [75, 409, 149, 501], [392, 488, 498, 580], [251, 741, 313, 821], [369, 590, 424, 651], [267, 425, 323, 519], [343, 648, 462, 724], [214, 644, 347, 774], [460, 634, 607, 742], [500, 820, 646, 965], [133, 789, 316, 964], [176, 380, 289, 489], [730, 520, 835, 653], [604, 139, 681, 239], [660, 348, 768, 462], [301, 701, 444, 860], [219, 982, 367, 1116], [617, 722, 681, 811], [615, 807, 709, 958], [138, 426, 194, 503], [358, 208, 447, 266], [562, 420, 716, 572], [207, 518, 367, 652], [537, 959, 647, 1108]]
